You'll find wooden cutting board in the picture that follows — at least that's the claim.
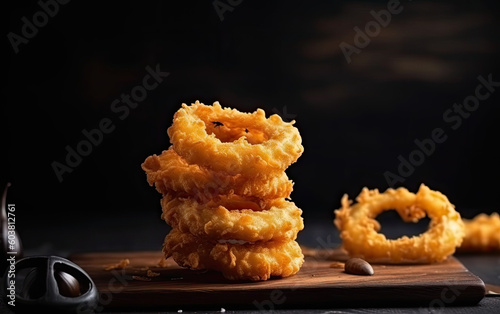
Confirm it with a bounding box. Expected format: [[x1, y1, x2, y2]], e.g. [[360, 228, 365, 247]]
[[69, 248, 485, 311]]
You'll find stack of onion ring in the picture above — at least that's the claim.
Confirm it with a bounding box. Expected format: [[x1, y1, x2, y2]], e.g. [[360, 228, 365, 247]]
[[334, 184, 465, 263], [142, 101, 304, 280]]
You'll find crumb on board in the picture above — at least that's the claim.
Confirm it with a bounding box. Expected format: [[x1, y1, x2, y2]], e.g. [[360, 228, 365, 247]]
[[147, 269, 161, 277], [104, 258, 130, 271], [133, 275, 152, 281], [157, 256, 169, 267], [329, 261, 345, 269]]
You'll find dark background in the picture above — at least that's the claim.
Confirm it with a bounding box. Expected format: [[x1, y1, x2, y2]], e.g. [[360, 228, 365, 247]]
[[4, 0, 500, 254]]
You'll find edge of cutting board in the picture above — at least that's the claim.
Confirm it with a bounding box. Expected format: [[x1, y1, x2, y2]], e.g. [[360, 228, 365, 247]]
[[69, 249, 486, 311]]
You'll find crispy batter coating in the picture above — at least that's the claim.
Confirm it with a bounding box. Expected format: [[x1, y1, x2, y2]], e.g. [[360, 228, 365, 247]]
[[142, 101, 305, 281], [167, 101, 303, 177], [142, 148, 293, 200], [161, 194, 304, 242], [459, 212, 500, 252], [163, 229, 304, 281], [334, 184, 465, 263]]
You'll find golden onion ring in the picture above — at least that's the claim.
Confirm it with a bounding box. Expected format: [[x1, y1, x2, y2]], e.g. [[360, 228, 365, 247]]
[[167, 101, 303, 177], [459, 212, 500, 252], [141, 148, 293, 200], [163, 228, 304, 281], [161, 194, 304, 242], [334, 184, 465, 263]]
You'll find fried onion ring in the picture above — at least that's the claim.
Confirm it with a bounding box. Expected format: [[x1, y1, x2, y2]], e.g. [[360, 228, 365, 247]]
[[141, 148, 294, 200], [161, 194, 304, 242], [334, 184, 465, 263], [163, 228, 304, 281], [459, 212, 500, 252], [167, 101, 303, 177]]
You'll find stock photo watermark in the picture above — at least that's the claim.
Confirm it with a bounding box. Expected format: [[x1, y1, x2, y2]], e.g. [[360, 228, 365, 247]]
[[339, 0, 408, 64], [76, 268, 131, 313], [5, 204, 18, 307], [417, 281, 467, 313], [384, 73, 499, 187], [7, 0, 71, 54], [272, 106, 297, 123], [51, 63, 169, 183], [213, 0, 243, 21]]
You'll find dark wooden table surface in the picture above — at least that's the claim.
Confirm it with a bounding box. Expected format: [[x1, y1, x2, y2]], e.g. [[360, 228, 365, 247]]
[[2, 212, 499, 313]]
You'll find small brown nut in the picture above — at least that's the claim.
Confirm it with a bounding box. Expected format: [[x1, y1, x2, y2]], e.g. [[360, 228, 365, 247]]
[[345, 258, 374, 276]]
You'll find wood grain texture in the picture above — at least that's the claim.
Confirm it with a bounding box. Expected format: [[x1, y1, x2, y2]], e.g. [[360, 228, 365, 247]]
[[69, 249, 485, 311]]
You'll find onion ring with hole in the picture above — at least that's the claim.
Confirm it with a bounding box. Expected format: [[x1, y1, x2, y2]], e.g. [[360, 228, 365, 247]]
[[161, 194, 304, 242], [163, 228, 304, 281], [167, 101, 303, 177], [141, 148, 294, 200], [334, 184, 465, 263], [458, 212, 500, 252]]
